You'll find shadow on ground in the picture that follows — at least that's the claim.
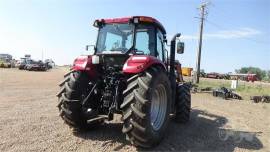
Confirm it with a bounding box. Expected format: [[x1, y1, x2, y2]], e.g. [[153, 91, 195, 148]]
[[74, 109, 263, 151], [73, 121, 129, 151]]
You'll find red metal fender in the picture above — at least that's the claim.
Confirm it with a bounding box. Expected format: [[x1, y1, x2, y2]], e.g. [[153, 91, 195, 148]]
[[122, 55, 166, 74], [72, 55, 97, 78]]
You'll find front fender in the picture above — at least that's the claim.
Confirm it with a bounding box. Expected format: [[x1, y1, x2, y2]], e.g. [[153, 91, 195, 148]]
[[122, 55, 166, 74]]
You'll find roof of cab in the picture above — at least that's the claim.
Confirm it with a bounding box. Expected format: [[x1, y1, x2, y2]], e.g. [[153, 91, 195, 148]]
[[97, 16, 166, 34]]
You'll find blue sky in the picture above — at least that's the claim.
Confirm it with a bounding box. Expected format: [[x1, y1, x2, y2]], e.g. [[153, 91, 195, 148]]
[[0, 0, 269, 73]]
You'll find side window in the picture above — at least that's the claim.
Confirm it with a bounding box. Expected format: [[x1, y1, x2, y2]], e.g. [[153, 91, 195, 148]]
[[135, 26, 155, 56], [156, 31, 164, 61], [136, 31, 151, 55]]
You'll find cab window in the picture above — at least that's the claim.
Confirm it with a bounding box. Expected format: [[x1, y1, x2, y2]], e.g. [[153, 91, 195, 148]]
[[156, 30, 164, 61], [135, 25, 155, 56]]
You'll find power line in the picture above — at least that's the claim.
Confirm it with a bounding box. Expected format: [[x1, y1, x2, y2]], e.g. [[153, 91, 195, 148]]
[[204, 2, 269, 45], [210, 3, 235, 20], [205, 19, 269, 45]]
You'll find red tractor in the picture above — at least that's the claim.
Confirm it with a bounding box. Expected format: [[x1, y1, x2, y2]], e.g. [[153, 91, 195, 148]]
[[57, 16, 191, 148]]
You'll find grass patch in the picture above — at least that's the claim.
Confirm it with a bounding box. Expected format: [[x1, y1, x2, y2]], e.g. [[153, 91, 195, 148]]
[[235, 83, 270, 99], [193, 78, 270, 100]]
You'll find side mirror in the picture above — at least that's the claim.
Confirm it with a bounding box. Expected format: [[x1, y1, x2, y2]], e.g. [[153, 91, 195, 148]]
[[176, 42, 184, 54], [86, 45, 96, 55]]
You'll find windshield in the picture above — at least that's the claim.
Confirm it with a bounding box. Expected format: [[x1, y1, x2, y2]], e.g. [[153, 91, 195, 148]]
[[96, 24, 134, 54]]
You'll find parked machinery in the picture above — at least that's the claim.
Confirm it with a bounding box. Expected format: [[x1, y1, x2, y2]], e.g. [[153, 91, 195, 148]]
[[0, 54, 12, 68]]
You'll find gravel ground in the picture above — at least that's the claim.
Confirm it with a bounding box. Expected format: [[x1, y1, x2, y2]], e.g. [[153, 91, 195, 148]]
[[0, 68, 269, 152]]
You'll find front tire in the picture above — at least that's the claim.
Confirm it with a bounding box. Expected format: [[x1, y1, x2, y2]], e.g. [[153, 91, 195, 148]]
[[121, 67, 171, 148], [174, 83, 191, 123]]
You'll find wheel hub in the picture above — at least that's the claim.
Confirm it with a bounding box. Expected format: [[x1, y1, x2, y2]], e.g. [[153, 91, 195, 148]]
[[150, 84, 167, 131]]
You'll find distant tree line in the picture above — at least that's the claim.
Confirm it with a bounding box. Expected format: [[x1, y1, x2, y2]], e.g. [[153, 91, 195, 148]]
[[235, 67, 270, 82]]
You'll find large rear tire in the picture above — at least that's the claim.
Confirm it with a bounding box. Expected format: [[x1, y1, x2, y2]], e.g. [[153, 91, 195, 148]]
[[57, 70, 100, 130], [121, 67, 171, 148], [174, 83, 191, 123]]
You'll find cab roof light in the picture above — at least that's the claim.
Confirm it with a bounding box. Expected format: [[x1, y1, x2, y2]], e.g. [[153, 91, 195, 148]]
[[139, 17, 155, 23], [93, 20, 104, 27], [133, 17, 140, 24], [93, 20, 99, 27]]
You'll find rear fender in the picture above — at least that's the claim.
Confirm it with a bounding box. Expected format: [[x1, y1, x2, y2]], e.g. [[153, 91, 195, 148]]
[[122, 55, 166, 74], [72, 55, 97, 78]]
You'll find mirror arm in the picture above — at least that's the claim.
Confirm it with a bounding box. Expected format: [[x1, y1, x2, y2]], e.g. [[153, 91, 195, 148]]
[[169, 33, 181, 85]]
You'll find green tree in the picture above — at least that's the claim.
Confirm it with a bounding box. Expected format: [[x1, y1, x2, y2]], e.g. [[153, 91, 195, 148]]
[[262, 70, 270, 82]]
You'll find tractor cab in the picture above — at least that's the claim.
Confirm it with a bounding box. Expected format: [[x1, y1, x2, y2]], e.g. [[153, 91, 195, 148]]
[[90, 16, 167, 59], [82, 16, 184, 76]]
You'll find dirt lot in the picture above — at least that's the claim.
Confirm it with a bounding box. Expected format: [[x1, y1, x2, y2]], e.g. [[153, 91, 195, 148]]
[[1, 68, 270, 152]]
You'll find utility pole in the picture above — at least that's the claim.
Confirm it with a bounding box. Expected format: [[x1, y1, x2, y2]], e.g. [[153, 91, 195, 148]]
[[194, 2, 208, 83]]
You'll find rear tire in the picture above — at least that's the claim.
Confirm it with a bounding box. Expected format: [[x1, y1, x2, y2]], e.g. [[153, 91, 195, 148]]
[[174, 83, 191, 123], [57, 70, 101, 130], [121, 67, 171, 148]]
